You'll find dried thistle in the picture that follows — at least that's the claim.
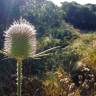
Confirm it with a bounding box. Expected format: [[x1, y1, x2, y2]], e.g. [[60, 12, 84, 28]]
[[4, 18, 36, 59], [3, 18, 37, 96]]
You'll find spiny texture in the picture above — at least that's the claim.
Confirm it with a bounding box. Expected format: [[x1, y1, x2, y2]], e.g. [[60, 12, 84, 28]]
[[4, 19, 36, 59]]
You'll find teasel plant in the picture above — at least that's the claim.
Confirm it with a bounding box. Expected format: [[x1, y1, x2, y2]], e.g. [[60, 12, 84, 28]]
[[0, 18, 65, 96]]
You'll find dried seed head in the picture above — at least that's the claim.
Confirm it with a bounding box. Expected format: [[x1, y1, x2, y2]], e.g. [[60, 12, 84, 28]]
[[4, 18, 36, 59]]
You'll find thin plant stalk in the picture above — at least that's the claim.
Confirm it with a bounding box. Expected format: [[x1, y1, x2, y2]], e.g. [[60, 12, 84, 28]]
[[16, 59, 23, 96]]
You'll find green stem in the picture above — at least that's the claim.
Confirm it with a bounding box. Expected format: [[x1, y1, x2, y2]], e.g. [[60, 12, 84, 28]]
[[16, 59, 22, 96]]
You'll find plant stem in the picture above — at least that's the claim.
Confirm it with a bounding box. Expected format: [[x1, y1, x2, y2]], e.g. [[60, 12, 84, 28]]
[[16, 59, 22, 96]]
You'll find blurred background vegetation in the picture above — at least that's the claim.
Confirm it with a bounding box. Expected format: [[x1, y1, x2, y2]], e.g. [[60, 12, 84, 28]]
[[0, 0, 96, 96]]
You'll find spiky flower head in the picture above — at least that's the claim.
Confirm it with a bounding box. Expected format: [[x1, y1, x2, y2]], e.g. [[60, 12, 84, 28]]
[[4, 18, 36, 59]]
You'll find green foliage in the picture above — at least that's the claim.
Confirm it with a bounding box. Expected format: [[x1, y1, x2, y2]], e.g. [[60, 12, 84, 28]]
[[70, 33, 96, 69], [62, 2, 96, 30]]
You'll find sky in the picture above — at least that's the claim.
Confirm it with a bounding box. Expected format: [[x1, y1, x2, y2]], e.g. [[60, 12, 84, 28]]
[[49, 0, 96, 6]]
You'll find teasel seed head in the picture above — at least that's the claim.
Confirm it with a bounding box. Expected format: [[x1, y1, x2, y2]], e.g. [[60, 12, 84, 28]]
[[4, 18, 36, 59]]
